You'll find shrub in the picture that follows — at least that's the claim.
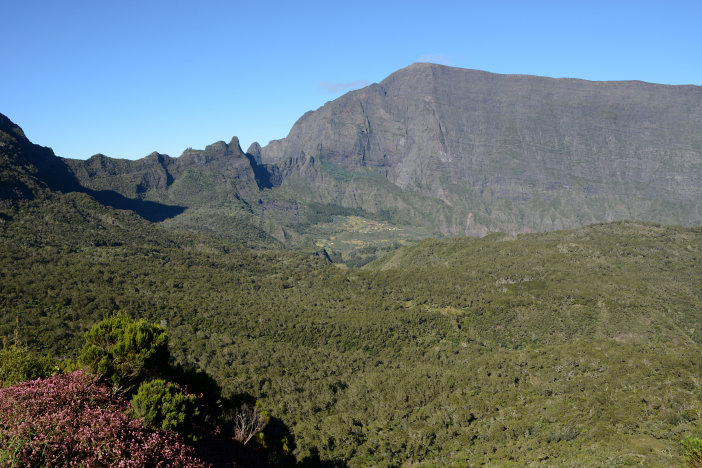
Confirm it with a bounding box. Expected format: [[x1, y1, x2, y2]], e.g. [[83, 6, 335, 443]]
[[0, 340, 62, 388], [0, 371, 206, 466], [233, 403, 268, 445], [78, 313, 168, 394], [682, 436, 702, 467], [131, 378, 201, 442], [0, 341, 37, 388]]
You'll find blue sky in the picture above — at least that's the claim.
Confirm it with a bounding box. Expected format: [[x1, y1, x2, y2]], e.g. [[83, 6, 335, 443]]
[[2, 0, 700, 160]]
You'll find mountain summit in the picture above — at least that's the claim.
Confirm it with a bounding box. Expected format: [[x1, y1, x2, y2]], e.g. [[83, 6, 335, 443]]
[[258, 63, 702, 234]]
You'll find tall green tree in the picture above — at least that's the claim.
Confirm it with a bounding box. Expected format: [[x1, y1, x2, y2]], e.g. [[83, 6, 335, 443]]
[[78, 313, 168, 394]]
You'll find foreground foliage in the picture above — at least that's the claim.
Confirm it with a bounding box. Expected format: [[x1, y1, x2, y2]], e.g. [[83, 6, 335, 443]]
[[130, 378, 201, 443], [683, 436, 702, 468], [0, 340, 63, 388], [0, 313, 278, 466], [79, 313, 169, 394], [0, 371, 205, 467]]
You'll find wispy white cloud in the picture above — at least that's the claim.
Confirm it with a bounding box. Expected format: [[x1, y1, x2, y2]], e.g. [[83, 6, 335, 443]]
[[318, 79, 370, 93], [417, 53, 453, 66]]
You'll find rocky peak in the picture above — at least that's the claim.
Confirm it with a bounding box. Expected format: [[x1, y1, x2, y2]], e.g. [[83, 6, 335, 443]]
[[255, 63, 702, 233], [0, 113, 28, 143], [204, 140, 228, 156], [228, 136, 243, 154], [246, 142, 261, 159]]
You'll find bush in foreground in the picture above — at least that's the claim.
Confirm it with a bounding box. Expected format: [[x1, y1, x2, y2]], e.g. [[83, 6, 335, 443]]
[[131, 378, 201, 442], [78, 312, 168, 394], [683, 436, 702, 467], [0, 337, 65, 388], [0, 371, 206, 467]]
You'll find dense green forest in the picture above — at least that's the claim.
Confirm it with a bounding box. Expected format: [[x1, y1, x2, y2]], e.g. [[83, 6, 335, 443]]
[[2, 187, 702, 465], [2, 112, 702, 465]]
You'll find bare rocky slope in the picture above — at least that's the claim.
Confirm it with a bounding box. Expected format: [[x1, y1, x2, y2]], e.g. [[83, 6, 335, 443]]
[[258, 63, 702, 235]]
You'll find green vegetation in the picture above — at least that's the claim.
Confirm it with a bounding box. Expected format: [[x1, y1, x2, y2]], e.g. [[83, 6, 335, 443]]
[[0, 339, 63, 388], [1, 312, 279, 466], [683, 436, 702, 467], [3, 186, 702, 465], [79, 313, 169, 394], [3, 122, 702, 465], [130, 378, 201, 442]]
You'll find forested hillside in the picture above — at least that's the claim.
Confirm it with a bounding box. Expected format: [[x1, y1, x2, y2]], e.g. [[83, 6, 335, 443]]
[[2, 111, 702, 465], [3, 190, 702, 465]]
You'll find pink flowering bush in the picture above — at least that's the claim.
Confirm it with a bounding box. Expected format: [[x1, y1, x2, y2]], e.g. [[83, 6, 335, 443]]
[[0, 371, 208, 467]]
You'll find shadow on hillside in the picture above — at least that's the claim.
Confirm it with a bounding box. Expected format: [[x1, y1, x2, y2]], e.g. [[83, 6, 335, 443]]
[[85, 189, 186, 222], [42, 156, 186, 222], [194, 409, 347, 467]]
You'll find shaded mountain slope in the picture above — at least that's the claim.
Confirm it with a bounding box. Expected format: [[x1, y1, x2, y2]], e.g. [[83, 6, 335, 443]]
[[65, 137, 260, 203], [62, 133, 281, 248], [0, 113, 188, 223], [0, 113, 78, 201]]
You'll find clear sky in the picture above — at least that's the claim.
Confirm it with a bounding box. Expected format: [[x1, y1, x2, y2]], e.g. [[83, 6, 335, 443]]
[[2, 0, 701, 160]]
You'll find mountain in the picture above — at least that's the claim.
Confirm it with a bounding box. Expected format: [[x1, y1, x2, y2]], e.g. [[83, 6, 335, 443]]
[[61, 137, 287, 248], [62, 64, 702, 257], [0, 112, 78, 201], [0, 114, 236, 253], [0, 112, 197, 229], [14, 63, 702, 260], [259, 63, 702, 235], [63, 125, 422, 256], [65, 137, 260, 203]]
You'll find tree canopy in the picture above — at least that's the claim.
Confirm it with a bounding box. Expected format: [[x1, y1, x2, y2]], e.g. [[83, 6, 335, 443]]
[[78, 313, 169, 394]]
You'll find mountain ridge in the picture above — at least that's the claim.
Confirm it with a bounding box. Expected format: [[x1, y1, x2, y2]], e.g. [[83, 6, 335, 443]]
[[5, 62, 702, 258]]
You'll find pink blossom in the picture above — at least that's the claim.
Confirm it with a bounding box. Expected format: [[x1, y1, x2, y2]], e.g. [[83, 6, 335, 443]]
[[0, 371, 208, 467]]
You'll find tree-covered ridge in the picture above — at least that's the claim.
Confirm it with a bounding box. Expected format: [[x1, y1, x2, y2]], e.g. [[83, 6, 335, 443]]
[[368, 221, 702, 346]]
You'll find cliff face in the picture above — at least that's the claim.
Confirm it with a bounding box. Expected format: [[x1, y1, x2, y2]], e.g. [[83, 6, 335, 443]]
[[259, 63, 702, 234]]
